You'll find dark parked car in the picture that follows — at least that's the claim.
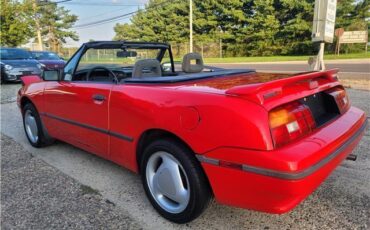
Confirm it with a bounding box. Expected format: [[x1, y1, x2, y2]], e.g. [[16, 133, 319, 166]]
[[0, 47, 43, 83], [30, 51, 66, 70]]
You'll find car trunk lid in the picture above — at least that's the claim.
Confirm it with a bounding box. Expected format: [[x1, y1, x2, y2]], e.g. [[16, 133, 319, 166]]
[[224, 69, 340, 110]]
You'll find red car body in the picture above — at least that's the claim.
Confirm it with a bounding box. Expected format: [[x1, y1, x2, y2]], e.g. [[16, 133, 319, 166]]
[[18, 68, 367, 214]]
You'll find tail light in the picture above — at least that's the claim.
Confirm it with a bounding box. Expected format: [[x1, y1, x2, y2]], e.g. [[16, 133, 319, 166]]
[[269, 102, 316, 148], [326, 87, 350, 114]]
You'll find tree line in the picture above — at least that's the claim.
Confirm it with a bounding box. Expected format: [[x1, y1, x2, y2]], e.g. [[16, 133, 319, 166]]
[[0, 0, 78, 51], [114, 0, 369, 56]]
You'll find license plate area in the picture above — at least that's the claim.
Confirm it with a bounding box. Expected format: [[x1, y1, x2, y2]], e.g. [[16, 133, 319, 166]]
[[300, 92, 340, 127], [22, 71, 32, 75]]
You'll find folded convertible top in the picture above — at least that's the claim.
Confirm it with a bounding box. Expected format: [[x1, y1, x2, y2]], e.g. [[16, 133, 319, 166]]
[[122, 69, 255, 84]]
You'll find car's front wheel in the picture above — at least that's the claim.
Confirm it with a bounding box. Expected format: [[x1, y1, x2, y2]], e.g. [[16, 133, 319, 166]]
[[22, 103, 54, 147], [140, 138, 211, 223]]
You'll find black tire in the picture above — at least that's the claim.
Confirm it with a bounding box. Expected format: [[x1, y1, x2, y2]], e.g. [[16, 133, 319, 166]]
[[22, 103, 54, 148], [140, 138, 211, 223]]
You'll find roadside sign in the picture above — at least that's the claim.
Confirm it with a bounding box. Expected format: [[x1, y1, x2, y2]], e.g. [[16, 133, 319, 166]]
[[339, 31, 368, 43], [312, 0, 337, 43], [335, 30, 368, 55]]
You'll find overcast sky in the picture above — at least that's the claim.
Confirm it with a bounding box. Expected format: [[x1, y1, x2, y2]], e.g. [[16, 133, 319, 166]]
[[61, 0, 149, 46]]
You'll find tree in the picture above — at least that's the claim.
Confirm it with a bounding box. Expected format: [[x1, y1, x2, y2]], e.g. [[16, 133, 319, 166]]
[[336, 0, 357, 28], [239, 0, 280, 56], [0, 0, 78, 50], [273, 0, 315, 55], [0, 0, 34, 47], [113, 0, 370, 57], [36, 1, 79, 52], [115, 0, 189, 43]]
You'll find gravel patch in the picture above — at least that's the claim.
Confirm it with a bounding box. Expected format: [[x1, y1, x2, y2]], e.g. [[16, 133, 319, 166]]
[[1, 134, 142, 230], [0, 83, 20, 104]]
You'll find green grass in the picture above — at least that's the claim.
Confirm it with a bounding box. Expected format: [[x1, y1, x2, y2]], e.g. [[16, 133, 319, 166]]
[[202, 52, 370, 63], [76, 52, 369, 64]]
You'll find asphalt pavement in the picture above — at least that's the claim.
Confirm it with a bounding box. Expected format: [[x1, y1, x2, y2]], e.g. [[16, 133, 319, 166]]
[[1, 134, 142, 230], [212, 59, 370, 90], [1, 67, 370, 229], [211, 59, 370, 75]]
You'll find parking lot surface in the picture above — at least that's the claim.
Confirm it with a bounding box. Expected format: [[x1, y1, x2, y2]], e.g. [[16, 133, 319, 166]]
[[1, 135, 142, 230], [1, 82, 369, 229]]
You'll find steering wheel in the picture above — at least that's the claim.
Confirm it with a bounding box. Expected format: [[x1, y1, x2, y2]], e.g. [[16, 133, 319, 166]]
[[86, 66, 118, 83]]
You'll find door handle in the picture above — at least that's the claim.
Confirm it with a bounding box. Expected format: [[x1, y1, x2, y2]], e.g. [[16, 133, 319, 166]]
[[92, 94, 106, 101]]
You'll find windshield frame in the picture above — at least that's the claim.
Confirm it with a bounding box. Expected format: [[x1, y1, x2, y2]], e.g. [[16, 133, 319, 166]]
[[62, 41, 175, 82]]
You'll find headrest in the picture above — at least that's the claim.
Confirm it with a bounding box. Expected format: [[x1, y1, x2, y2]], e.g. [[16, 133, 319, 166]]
[[132, 59, 162, 78], [182, 53, 204, 73]]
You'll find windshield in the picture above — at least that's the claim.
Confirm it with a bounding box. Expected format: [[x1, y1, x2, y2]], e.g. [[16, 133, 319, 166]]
[[32, 51, 61, 60], [76, 47, 164, 72], [0, 48, 33, 60]]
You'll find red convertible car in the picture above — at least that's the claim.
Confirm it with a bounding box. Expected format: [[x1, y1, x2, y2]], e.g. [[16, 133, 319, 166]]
[[18, 41, 367, 223]]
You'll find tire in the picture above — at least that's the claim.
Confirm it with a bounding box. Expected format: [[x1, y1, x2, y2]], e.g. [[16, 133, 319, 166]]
[[140, 138, 211, 223], [22, 103, 54, 147]]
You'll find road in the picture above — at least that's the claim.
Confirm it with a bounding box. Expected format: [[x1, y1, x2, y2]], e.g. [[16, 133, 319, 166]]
[[213, 60, 370, 90], [1, 135, 142, 229], [1, 81, 370, 229], [210, 59, 370, 82], [212, 59, 370, 75]]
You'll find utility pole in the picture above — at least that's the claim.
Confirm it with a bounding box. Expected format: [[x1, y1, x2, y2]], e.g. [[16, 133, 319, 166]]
[[219, 39, 222, 58], [33, 0, 43, 51], [189, 0, 193, 53]]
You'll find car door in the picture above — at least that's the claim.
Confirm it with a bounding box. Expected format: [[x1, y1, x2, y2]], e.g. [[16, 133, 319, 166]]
[[44, 81, 111, 157], [42, 47, 111, 158]]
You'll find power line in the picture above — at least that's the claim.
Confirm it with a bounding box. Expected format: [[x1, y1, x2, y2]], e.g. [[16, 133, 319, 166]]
[[38, 0, 73, 6], [72, 1, 174, 29], [73, 11, 137, 28], [60, 2, 144, 6], [78, 6, 139, 23]]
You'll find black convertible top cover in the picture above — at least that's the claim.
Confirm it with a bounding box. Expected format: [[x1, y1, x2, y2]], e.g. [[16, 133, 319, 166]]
[[122, 69, 255, 84]]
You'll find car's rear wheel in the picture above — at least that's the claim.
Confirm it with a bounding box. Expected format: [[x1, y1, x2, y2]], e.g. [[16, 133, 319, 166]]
[[140, 138, 211, 223], [23, 103, 54, 147]]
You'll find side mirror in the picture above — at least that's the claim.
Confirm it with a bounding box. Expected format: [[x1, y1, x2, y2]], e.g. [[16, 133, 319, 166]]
[[43, 70, 60, 81]]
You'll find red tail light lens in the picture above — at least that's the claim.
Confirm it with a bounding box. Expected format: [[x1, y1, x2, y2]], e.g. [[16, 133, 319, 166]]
[[269, 102, 316, 148], [326, 87, 350, 114]]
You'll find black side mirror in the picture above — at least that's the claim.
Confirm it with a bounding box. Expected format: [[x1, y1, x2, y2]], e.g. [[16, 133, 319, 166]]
[[43, 70, 60, 81]]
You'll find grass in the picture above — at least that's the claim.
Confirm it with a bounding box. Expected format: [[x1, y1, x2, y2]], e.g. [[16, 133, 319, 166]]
[[77, 52, 369, 64], [202, 52, 370, 63]]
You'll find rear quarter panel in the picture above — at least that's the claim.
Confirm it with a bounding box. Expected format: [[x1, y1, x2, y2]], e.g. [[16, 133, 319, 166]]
[[109, 84, 272, 172]]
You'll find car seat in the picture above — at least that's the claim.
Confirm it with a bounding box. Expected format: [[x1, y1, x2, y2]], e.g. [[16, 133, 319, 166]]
[[182, 53, 204, 73], [132, 59, 162, 78]]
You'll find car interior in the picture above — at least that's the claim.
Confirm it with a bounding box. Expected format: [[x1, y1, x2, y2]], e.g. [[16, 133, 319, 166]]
[[71, 50, 214, 83]]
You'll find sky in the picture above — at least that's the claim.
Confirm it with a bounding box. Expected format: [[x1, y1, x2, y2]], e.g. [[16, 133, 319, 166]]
[[60, 0, 149, 47]]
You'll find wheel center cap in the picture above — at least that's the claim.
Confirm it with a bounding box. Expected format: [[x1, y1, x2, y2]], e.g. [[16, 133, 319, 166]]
[[155, 168, 176, 198]]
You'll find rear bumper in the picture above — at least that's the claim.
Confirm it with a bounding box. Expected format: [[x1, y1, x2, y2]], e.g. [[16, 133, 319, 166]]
[[198, 106, 367, 214]]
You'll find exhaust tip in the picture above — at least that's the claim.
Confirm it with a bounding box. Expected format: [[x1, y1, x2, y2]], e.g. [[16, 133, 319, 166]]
[[346, 154, 357, 161]]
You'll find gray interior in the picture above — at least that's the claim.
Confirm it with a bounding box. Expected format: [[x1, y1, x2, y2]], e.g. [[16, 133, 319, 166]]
[[132, 59, 162, 78], [182, 53, 204, 73]]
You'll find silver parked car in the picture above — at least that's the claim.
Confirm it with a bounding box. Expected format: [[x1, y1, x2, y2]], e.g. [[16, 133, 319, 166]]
[[0, 47, 43, 83]]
